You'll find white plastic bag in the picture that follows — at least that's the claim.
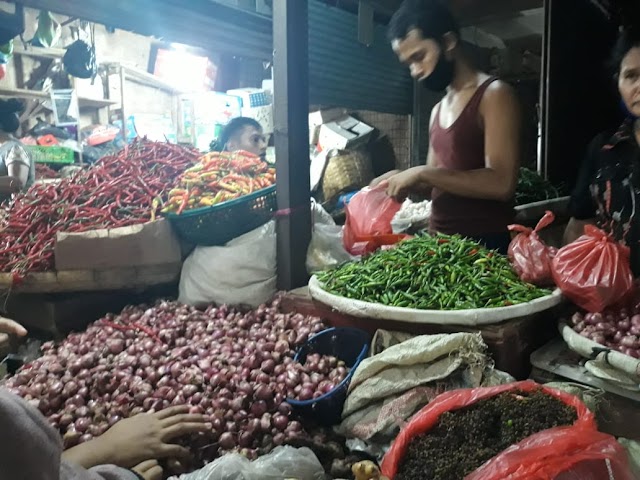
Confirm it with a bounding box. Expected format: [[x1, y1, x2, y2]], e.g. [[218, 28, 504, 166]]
[[171, 446, 325, 480], [306, 202, 354, 274], [178, 221, 276, 308], [391, 199, 431, 233]]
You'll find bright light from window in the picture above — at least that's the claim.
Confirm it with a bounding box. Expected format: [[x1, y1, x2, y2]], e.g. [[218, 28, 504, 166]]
[[154, 48, 217, 93]]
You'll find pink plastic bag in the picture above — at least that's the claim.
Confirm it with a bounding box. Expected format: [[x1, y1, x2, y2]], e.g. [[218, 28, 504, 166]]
[[508, 211, 556, 285], [343, 187, 407, 256], [381, 381, 634, 480], [551, 225, 634, 312]]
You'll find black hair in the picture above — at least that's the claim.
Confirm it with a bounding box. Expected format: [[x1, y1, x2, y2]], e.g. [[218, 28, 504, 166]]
[[0, 98, 23, 133], [210, 117, 262, 152], [387, 0, 459, 42], [610, 27, 640, 75]]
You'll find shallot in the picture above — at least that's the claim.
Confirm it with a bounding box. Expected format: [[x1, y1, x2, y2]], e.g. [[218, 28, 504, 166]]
[[569, 302, 640, 358], [4, 294, 341, 469]]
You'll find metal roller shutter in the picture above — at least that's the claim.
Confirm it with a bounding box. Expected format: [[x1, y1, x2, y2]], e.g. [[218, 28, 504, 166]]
[[308, 0, 412, 114]]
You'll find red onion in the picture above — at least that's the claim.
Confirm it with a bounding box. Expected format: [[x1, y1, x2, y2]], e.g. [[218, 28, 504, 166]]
[[7, 295, 330, 467]]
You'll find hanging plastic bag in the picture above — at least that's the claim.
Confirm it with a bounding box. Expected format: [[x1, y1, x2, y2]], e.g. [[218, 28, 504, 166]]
[[551, 225, 634, 312], [343, 187, 408, 256], [307, 201, 355, 273], [381, 381, 634, 480], [507, 210, 556, 285]]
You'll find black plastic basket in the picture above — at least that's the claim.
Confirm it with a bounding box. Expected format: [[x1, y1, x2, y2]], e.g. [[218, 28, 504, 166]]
[[164, 185, 277, 246], [287, 327, 370, 425]]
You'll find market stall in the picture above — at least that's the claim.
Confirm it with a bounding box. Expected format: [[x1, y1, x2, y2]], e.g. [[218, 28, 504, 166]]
[[0, 1, 638, 480]]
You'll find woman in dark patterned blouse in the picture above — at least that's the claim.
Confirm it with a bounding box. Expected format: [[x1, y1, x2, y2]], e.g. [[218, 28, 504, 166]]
[[566, 27, 640, 274]]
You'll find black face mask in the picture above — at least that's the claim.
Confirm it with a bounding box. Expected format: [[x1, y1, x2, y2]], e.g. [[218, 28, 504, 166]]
[[420, 51, 454, 92]]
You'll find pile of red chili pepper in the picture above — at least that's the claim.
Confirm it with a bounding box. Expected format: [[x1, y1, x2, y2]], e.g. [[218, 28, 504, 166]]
[[161, 150, 276, 215], [35, 164, 59, 180], [0, 139, 198, 280]]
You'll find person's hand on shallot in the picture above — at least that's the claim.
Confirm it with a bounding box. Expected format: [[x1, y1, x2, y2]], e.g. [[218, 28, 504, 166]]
[[63, 406, 210, 470]]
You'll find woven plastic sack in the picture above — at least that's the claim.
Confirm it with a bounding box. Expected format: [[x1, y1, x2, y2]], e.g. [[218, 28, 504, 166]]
[[343, 186, 407, 256], [508, 210, 557, 286], [551, 225, 634, 312], [381, 381, 634, 480]]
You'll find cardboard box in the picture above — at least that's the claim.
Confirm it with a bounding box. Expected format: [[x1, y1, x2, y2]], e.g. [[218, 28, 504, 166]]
[[309, 108, 347, 145], [74, 76, 105, 102], [54, 219, 181, 271], [241, 104, 274, 135], [318, 115, 374, 151], [0, 263, 181, 294], [227, 88, 271, 108]]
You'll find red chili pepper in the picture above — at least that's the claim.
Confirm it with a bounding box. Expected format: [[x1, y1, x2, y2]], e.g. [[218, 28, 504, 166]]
[[0, 138, 199, 281]]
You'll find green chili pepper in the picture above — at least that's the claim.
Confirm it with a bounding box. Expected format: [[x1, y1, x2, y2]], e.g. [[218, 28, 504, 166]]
[[316, 233, 551, 310]]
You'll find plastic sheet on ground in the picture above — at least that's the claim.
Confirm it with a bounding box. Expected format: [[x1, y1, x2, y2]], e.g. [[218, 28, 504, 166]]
[[336, 332, 514, 443], [170, 446, 325, 480]]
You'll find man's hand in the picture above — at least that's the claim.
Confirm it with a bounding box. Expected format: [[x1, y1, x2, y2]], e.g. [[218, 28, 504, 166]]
[[98, 406, 209, 468], [133, 460, 163, 480], [369, 170, 400, 188], [0, 317, 27, 337], [384, 166, 428, 201]]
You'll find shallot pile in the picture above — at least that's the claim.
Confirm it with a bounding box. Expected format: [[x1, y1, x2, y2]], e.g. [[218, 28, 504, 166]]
[[287, 353, 348, 401], [3, 295, 353, 469], [570, 307, 640, 358]]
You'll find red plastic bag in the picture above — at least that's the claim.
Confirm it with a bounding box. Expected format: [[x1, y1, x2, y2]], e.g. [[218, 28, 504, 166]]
[[381, 381, 633, 480], [343, 187, 408, 256], [508, 211, 556, 285], [551, 225, 634, 312]]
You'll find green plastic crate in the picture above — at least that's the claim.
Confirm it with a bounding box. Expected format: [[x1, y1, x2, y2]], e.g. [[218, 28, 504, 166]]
[[26, 145, 75, 164]]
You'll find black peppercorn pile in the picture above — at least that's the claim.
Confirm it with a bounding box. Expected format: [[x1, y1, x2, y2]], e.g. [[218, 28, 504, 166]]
[[395, 390, 578, 480]]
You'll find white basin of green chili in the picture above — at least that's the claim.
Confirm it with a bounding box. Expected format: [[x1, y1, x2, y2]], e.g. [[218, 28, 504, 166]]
[[316, 234, 552, 310]]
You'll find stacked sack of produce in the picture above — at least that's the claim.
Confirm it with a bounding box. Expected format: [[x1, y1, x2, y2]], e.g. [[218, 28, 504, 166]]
[[336, 331, 513, 453], [381, 381, 634, 480], [173, 150, 278, 307]]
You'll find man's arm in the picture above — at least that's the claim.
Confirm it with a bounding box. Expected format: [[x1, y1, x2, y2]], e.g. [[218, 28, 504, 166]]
[[385, 85, 520, 201], [371, 105, 440, 189]]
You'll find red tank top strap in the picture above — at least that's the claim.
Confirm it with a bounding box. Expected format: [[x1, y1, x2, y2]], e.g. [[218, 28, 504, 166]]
[[465, 76, 500, 114]]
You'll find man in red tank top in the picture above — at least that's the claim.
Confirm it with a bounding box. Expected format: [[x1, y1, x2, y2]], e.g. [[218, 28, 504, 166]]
[[372, 0, 521, 253]]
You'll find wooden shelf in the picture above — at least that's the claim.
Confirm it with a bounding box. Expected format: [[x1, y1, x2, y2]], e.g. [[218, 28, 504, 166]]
[[0, 87, 48, 99], [13, 45, 66, 60], [103, 62, 185, 94], [78, 97, 117, 109], [0, 87, 115, 109]]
